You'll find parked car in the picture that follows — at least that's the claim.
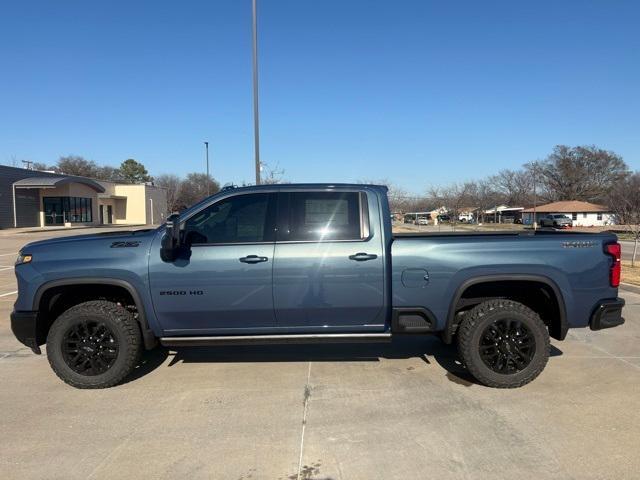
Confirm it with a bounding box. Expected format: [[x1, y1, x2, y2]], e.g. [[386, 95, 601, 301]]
[[540, 214, 573, 229], [437, 214, 451, 223], [416, 216, 430, 225], [11, 184, 624, 389]]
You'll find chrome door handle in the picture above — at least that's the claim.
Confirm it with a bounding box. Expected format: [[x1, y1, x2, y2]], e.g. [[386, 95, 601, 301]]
[[349, 252, 378, 261], [239, 255, 268, 264]]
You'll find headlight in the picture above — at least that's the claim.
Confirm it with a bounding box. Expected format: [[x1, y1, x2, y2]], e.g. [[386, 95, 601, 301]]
[[15, 252, 32, 266]]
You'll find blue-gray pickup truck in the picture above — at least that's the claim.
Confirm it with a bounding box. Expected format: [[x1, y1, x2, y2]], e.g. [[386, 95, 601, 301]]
[[11, 184, 625, 389]]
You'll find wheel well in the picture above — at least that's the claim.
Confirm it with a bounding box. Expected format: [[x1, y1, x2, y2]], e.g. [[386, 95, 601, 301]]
[[37, 284, 141, 344], [450, 280, 565, 341]]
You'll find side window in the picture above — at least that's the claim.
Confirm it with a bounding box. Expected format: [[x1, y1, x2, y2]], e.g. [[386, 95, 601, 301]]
[[283, 192, 367, 241], [183, 193, 274, 245]]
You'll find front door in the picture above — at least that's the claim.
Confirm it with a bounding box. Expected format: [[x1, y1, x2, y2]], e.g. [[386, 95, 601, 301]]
[[273, 191, 385, 330], [149, 192, 278, 334], [43, 197, 64, 225]]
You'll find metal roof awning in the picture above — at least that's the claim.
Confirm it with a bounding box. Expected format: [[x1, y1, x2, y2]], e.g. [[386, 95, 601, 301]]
[[13, 176, 105, 193]]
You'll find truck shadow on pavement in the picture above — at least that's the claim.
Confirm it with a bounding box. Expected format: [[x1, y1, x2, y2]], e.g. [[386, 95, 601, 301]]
[[130, 337, 563, 387]]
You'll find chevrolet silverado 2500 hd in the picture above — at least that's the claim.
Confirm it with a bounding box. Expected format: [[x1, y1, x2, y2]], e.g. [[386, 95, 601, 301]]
[[11, 184, 624, 388]]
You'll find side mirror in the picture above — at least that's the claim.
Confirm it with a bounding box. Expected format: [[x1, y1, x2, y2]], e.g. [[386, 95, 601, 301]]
[[160, 215, 181, 262]]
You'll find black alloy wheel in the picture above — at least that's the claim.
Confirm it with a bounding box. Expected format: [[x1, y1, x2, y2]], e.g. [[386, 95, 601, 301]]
[[479, 319, 535, 374], [62, 321, 119, 375]]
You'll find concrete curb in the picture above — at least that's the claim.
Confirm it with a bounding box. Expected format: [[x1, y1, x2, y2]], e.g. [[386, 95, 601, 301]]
[[620, 283, 640, 295]]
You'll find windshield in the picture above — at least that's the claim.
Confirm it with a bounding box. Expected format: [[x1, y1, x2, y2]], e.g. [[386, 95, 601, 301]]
[[553, 215, 570, 219]]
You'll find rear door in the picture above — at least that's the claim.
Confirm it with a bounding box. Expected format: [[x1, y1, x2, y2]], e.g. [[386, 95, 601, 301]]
[[272, 190, 385, 330]]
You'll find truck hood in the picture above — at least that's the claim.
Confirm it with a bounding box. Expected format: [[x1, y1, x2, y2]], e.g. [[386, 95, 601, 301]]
[[20, 228, 158, 252]]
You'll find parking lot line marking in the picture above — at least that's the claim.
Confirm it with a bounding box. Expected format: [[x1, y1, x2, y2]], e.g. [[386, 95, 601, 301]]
[[0, 267, 14, 271], [0, 291, 17, 297], [0, 253, 17, 256], [296, 362, 312, 480]]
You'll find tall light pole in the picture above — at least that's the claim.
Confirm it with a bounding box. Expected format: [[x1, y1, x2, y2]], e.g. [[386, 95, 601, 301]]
[[532, 162, 538, 231], [204, 141, 210, 195], [251, 0, 261, 185]]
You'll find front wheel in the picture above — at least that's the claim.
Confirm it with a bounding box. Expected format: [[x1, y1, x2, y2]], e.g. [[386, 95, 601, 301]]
[[47, 300, 142, 389], [457, 300, 550, 388]]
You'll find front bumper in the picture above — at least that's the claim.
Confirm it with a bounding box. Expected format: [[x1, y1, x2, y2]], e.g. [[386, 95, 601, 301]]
[[10, 310, 44, 354], [590, 298, 625, 331]]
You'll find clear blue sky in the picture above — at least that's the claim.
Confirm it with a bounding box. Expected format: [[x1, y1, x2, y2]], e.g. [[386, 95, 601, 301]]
[[1, 0, 638, 193]]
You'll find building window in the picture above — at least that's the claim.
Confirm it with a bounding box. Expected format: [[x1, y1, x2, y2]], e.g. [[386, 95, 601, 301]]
[[43, 197, 92, 225], [583, 213, 587, 218], [597, 213, 603, 221], [572, 213, 577, 220]]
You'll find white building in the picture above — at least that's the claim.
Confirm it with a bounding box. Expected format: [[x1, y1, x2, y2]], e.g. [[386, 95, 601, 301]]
[[483, 205, 525, 223], [522, 201, 616, 227]]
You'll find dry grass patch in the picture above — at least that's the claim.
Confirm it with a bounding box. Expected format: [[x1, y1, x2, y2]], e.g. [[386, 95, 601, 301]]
[[622, 260, 640, 286]]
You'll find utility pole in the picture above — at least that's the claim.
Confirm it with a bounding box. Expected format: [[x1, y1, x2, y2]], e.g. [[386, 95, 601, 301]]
[[251, 0, 261, 185], [204, 141, 210, 195]]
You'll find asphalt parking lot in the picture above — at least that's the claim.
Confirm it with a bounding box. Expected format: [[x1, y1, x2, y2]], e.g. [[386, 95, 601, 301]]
[[1, 228, 639, 479]]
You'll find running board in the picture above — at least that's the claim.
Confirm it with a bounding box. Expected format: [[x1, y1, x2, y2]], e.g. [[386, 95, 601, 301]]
[[160, 333, 392, 347]]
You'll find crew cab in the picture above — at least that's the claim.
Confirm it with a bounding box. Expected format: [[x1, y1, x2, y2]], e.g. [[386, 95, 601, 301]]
[[11, 184, 625, 389]]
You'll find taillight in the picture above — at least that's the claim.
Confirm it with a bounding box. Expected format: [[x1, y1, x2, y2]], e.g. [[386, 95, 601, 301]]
[[605, 242, 621, 287]]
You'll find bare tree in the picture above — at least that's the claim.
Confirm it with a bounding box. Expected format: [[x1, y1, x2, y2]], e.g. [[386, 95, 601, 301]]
[[55, 155, 101, 178], [528, 145, 628, 203], [176, 173, 220, 209], [428, 182, 474, 229], [467, 180, 502, 224], [260, 162, 286, 184], [356, 178, 417, 213], [608, 172, 640, 266], [490, 169, 533, 207], [155, 174, 183, 213], [32, 162, 51, 171]]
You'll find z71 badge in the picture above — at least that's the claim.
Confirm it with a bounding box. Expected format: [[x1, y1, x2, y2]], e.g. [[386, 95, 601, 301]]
[[110, 241, 141, 248]]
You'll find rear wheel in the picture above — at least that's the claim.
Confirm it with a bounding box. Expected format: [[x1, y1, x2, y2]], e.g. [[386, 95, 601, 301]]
[[47, 300, 142, 389], [457, 299, 550, 388]]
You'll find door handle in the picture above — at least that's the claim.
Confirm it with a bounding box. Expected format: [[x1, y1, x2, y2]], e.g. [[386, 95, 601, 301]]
[[349, 252, 378, 261], [239, 255, 268, 264]]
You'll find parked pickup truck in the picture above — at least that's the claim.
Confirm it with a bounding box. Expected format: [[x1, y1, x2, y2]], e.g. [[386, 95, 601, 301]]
[[11, 184, 625, 389]]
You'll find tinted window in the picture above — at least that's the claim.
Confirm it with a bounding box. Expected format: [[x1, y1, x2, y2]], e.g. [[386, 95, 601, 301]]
[[284, 192, 364, 241], [184, 193, 273, 244]]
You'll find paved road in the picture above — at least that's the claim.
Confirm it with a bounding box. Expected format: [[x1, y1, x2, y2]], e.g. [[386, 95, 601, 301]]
[[1, 229, 639, 479]]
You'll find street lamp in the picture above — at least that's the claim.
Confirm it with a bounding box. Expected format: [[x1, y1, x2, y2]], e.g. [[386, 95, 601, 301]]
[[251, 0, 261, 185], [204, 141, 210, 195]]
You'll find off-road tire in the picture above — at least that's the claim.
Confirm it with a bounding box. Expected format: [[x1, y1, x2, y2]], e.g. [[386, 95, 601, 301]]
[[457, 299, 550, 388], [47, 300, 142, 389]]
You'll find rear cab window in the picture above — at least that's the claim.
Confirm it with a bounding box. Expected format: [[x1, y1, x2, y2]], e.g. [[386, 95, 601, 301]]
[[278, 191, 370, 242]]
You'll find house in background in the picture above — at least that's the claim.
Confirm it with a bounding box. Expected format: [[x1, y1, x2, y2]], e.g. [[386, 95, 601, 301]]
[[522, 201, 616, 227]]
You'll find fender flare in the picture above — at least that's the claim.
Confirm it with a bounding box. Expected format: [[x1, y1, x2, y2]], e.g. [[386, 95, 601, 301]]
[[34, 277, 157, 349], [442, 274, 568, 344]]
